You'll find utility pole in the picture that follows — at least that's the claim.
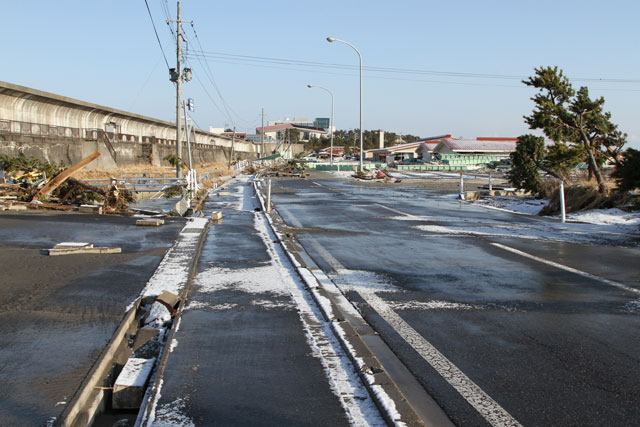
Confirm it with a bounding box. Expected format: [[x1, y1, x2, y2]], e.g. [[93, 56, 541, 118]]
[[167, 1, 192, 178], [175, 2, 182, 178], [229, 126, 236, 169], [261, 108, 264, 158]]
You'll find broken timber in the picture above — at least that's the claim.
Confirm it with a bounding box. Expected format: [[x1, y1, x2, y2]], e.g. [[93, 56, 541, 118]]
[[32, 151, 100, 201], [136, 219, 164, 227]]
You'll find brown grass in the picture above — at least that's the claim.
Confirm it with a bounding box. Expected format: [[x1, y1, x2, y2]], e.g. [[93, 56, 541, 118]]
[[540, 179, 638, 215], [74, 162, 235, 190]]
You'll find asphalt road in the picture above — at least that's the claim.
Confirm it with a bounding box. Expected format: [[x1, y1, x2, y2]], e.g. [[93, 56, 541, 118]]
[[268, 172, 640, 427], [152, 178, 384, 426], [0, 211, 184, 426]]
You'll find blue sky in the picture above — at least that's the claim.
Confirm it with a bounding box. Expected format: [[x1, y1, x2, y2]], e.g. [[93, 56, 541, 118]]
[[3, 1, 639, 148]]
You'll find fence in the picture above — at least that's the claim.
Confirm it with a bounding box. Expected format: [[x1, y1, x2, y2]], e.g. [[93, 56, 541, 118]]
[[0, 119, 220, 150]]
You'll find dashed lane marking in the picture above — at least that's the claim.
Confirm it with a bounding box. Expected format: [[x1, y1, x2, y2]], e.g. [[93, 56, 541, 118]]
[[307, 236, 522, 427], [492, 242, 640, 296]]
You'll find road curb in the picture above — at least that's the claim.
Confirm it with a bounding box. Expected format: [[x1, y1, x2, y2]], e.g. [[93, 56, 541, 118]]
[[253, 178, 454, 427]]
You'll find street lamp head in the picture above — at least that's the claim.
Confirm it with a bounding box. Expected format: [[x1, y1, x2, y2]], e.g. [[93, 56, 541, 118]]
[[326, 37, 335, 42]]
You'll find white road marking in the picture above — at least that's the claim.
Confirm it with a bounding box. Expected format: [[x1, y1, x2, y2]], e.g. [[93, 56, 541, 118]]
[[374, 203, 418, 219], [361, 291, 522, 427], [492, 243, 640, 296], [307, 236, 522, 426]]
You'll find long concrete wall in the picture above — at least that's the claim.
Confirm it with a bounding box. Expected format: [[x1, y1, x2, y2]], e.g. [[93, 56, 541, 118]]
[[0, 80, 303, 169]]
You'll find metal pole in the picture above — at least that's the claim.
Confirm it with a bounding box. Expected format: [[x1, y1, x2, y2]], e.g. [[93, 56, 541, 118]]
[[459, 172, 464, 199], [488, 173, 492, 191], [307, 85, 335, 166], [559, 180, 566, 223], [327, 37, 362, 171], [261, 108, 264, 158], [183, 101, 193, 171], [229, 126, 236, 169], [266, 179, 272, 213], [175, 1, 182, 178]]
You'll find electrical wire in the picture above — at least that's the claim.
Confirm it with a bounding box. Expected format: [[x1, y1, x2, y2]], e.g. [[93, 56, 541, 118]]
[[184, 50, 640, 84], [186, 23, 259, 128], [143, 0, 170, 69]]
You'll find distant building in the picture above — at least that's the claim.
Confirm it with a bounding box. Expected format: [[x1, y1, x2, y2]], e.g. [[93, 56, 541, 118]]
[[267, 116, 334, 133], [256, 123, 327, 142]]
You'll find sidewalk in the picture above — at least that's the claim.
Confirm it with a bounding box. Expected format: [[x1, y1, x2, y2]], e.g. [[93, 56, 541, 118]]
[[145, 177, 384, 426]]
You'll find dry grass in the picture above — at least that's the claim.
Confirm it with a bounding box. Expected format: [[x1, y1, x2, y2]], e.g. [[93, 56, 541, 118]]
[[74, 162, 236, 190], [540, 177, 638, 215]]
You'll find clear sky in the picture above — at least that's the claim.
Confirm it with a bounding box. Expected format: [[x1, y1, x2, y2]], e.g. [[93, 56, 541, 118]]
[[2, 1, 639, 148]]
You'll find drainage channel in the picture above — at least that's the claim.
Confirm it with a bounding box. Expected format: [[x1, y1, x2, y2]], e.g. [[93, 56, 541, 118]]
[[54, 215, 210, 427]]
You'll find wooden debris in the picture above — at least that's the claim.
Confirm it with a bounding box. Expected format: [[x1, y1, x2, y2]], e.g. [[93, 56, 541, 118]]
[[136, 218, 164, 227], [218, 192, 232, 197], [32, 151, 100, 201], [211, 211, 222, 220], [47, 247, 122, 256]]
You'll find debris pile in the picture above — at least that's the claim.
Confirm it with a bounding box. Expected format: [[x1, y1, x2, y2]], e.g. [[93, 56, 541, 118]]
[[264, 160, 309, 178], [353, 168, 401, 183], [0, 153, 139, 215]]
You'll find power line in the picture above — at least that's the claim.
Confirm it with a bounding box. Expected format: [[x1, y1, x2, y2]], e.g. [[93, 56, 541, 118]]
[[186, 23, 259, 128], [184, 53, 640, 92], [184, 50, 640, 84], [143, 0, 170, 69]]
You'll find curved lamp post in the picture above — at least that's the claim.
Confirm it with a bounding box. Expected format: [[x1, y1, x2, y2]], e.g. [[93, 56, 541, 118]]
[[327, 37, 363, 171], [307, 84, 334, 165]]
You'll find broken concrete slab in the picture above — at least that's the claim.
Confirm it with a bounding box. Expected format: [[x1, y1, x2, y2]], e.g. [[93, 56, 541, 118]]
[[53, 242, 94, 249], [47, 247, 121, 256], [136, 218, 165, 227], [156, 290, 179, 309], [7, 204, 27, 211], [144, 301, 172, 328], [112, 357, 155, 410], [132, 328, 162, 353], [211, 211, 222, 220], [79, 204, 103, 214]]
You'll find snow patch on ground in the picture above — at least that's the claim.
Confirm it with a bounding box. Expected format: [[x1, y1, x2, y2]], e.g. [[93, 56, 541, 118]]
[[152, 397, 195, 427], [332, 269, 403, 293], [388, 299, 476, 311], [196, 264, 291, 297], [623, 298, 640, 314]]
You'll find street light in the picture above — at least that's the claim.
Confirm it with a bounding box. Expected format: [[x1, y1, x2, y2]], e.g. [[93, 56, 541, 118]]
[[307, 84, 335, 165], [327, 37, 363, 171]]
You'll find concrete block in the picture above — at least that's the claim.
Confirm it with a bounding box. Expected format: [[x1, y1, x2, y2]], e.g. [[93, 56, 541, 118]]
[[7, 204, 27, 211], [79, 204, 103, 214], [218, 192, 232, 197], [156, 290, 179, 309], [132, 328, 162, 352], [211, 211, 222, 220], [136, 218, 165, 227], [54, 242, 94, 249], [112, 357, 155, 409], [47, 247, 121, 256]]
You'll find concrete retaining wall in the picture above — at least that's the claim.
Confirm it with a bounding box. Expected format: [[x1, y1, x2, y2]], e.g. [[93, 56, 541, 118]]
[[0, 80, 304, 169]]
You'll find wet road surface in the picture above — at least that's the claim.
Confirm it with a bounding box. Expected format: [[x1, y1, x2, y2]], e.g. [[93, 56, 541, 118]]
[[0, 211, 184, 426], [152, 179, 384, 426], [269, 173, 640, 426]]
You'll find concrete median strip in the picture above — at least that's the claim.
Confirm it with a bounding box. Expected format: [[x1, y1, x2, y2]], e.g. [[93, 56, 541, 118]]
[[253, 177, 454, 426], [58, 217, 210, 426]]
